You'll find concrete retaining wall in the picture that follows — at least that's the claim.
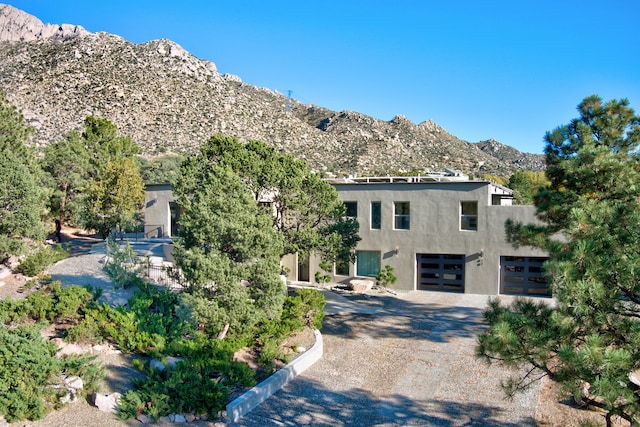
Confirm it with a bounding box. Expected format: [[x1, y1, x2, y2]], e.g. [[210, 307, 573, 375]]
[[226, 329, 323, 422]]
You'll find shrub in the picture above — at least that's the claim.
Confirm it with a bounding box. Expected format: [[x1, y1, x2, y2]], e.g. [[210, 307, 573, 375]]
[[0, 324, 104, 422], [375, 265, 397, 288], [103, 240, 144, 288], [255, 288, 325, 366], [118, 337, 256, 421], [0, 297, 29, 324], [288, 288, 325, 330], [17, 245, 69, 277]]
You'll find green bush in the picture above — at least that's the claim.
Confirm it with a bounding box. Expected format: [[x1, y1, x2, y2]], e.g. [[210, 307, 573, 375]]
[[104, 240, 144, 288], [17, 245, 69, 277], [255, 288, 325, 366], [0, 324, 104, 423], [287, 288, 325, 330], [375, 265, 397, 288], [118, 337, 256, 421], [0, 297, 29, 324]]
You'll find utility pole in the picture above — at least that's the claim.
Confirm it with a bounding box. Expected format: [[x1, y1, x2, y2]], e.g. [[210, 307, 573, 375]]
[[284, 90, 293, 114]]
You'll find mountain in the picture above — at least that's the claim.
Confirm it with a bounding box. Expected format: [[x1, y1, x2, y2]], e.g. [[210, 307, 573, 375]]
[[0, 4, 545, 176]]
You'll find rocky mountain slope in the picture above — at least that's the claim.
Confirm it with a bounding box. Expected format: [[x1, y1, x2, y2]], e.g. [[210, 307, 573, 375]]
[[0, 4, 544, 176]]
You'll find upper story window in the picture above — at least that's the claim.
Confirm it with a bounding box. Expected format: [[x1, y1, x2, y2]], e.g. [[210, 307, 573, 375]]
[[394, 201, 410, 230], [460, 201, 478, 231], [344, 201, 357, 218], [371, 201, 381, 230]]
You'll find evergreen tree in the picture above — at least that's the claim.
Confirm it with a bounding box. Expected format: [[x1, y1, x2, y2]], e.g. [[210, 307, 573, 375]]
[[200, 135, 360, 260], [72, 117, 145, 237], [0, 93, 46, 257], [80, 157, 144, 239], [81, 116, 140, 176], [173, 156, 285, 337], [138, 153, 184, 185], [477, 95, 640, 426], [42, 131, 90, 224]]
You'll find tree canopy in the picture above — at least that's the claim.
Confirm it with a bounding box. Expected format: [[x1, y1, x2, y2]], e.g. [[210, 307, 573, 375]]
[[172, 135, 359, 337], [477, 95, 640, 425], [199, 135, 360, 260], [42, 131, 90, 224], [507, 170, 549, 205], [80, 157, 145, 239], [47, 117, 146, 236], [173, 154, 286, 337], [0, 92, 46, 257]]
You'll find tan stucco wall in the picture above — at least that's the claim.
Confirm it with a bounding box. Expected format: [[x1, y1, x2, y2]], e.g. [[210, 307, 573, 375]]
[[144, 184, 175, 238], [330, 181, 546, 294]]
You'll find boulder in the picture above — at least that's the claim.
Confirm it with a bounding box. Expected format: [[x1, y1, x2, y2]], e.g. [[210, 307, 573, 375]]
[[92, 392, 122, 413], [150, 356, 183, 371], [136, 414, 154, 424], [63, 375, 84, 391], [348, 279, 374, 293]]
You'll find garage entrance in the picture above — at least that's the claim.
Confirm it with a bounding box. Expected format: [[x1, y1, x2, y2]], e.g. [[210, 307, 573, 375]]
[[417, 254, 465, 292], [500, 256, 550, 296]]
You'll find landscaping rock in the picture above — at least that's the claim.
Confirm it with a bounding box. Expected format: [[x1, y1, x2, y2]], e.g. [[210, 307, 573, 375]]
[[136, 414, 154, 424], [150, 356, 184, 371], [348, 279, 374, 293], [92, 392, 122, 413], [0, 268, 11, 279], [63, 375, 84, 391], [171, 413, 186, 423]]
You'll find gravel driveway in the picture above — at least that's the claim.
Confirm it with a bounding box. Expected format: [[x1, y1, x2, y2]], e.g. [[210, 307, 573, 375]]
[[233, 290, 543, 427], [25, 240, 545, 426]]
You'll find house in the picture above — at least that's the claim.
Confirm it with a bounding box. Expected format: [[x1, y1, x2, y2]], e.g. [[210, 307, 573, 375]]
[[281, 173, 549, 296], [144, 173, 550, 296]]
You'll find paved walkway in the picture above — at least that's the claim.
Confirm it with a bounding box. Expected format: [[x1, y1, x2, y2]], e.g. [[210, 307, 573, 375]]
[[233, 290, 543, 427]]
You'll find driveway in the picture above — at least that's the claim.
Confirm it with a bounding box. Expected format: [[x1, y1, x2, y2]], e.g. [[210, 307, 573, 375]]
[[234, 290, 543, 427]]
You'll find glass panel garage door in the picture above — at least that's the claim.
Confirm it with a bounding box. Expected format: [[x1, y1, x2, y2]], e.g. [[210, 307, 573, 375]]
[[500, 256, 550, 296], [417, 254, 465, 292]]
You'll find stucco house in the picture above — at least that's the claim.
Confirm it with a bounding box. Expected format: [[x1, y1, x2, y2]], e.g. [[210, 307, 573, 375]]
[[144, 173, 549, 296]]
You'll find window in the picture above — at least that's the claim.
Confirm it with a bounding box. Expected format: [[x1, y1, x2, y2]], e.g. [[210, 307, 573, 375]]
[[394, 202, 410, 230], [356, 251, 381, 277], [335, 256, 350, 276], [460, 201, 478, 231], [344, 201, 357, 218], [371, 201, 381, 230]]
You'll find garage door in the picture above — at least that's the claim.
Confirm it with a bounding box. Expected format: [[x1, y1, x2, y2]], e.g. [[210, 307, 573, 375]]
[[417, 254, 465, 292], [500, 256, 550, 296]]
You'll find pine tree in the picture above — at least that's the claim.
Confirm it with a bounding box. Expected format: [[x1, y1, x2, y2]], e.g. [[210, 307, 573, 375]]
[[0, 92, 46, 257], [42, 131, 91, 224], [173, 158, 285, 337], [477, 95, 640, 426]]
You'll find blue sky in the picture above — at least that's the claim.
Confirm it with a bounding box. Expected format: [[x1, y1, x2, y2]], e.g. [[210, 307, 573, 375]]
[[8, 1, 640, 154]]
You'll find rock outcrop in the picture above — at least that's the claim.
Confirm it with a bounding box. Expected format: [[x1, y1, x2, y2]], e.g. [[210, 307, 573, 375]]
[[0, 4, 545, 176]]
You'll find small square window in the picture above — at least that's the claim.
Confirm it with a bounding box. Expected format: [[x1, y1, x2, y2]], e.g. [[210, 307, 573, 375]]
[[344, 201, 357, 218], [394, 202, 410, 230], [371, 201, 381, 230], [461, 201, 478, 231]]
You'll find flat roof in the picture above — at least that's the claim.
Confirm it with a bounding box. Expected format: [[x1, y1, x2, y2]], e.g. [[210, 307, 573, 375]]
[[324, 175, 513, 195]]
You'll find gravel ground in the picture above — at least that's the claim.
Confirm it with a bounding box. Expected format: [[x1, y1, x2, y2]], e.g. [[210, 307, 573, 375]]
[[2, 240, 554, 426], [233, 290, 545, 427]]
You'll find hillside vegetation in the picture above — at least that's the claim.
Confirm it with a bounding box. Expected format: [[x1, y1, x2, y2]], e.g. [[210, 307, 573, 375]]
[[0, 4, 544, 177]]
